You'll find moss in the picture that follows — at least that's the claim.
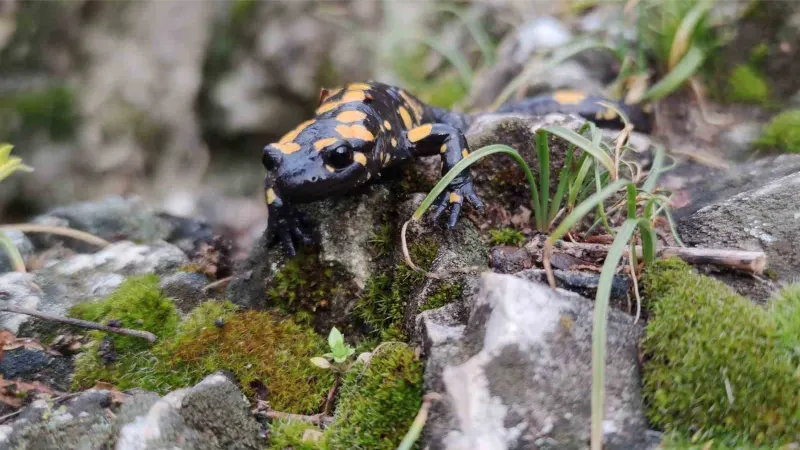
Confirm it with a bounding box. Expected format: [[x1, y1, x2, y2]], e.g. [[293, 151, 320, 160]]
[[368, 223, 394, 257], [68, 275, 179, 352], [769, 283, 800, 358], [324, 344, 423, 449], [727, 64, 769, 104], [756, 109, 800, 153], [73, 300, 333, 414], [267, 252, 356, 326], [488, 228, 525, 247], [421, 281, 463, 312], [268, 420, 322, 450], [357, 238, 439, 339], [641, 259, 800, 445], [0, 86, 77, 141], [659, 431, 776, 449]]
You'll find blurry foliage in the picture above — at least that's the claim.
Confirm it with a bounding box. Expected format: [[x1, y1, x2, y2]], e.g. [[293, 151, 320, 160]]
[[727, 64, 769, 104], [0, 86, 77, 141], [756, 109, 800, 153]]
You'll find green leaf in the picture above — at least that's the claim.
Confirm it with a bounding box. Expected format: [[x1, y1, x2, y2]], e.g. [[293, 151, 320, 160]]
[[310, 357, 332, 370], [641, 45, 706, 101], [668, 0, 714, 70], [0, 232, 25, 272], [536, 130, 551, 231], [541, 126, 616, 175], [328, 327, 344, 351], [641, 145, 666, 193], [627, 183, 637, 219], [548, 179, 629, 244]]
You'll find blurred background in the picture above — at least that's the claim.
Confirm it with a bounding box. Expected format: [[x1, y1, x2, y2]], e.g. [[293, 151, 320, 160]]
[[1, 0, 798, 254]]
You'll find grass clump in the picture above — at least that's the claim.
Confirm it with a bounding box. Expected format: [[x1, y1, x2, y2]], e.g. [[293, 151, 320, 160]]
[[756, 109, 800, 153], [324, 344, 423, 449], [727, 64, 769, 104], [488, 228, 525, 247], [642, 259, 800, 446], [69, 275, 179, 352], [358, 237, 439, 339]]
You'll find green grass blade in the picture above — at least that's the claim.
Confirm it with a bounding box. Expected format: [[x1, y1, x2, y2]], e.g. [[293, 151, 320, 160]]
[[668, 0, 714, 70], [638, 220, 658, 263], [550, 147, 573, 223], [536, 130, 551, 231], [542, 126, 616, 174], [593, 164, 614, 235], [641, 144, 666, 193], [568, 154, 594, 208], [491, 38, 618, 110], [548, 179, 629, 244], [626, 184, 637, 219], [641, 45, 706, 101], [0, 232, 26, 272], [412, 145, 539, 223], [590, 218, 639, 450], [661, 203, 686, 247]]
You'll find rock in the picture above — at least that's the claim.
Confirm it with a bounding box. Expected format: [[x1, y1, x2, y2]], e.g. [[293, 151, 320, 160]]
[[0, 240, 187, 336], [2, 372, 263, 450], [0, 230, 34, 274], [30, 196, 213, 254], [489, 246, 532, 274], [678, 172, 800, 296], [717, 121, 764, 162], [420, 273, 655, 450], [0, 348, 74, 392], [159, 271, 209, 314], [515, 268, 632, 302]]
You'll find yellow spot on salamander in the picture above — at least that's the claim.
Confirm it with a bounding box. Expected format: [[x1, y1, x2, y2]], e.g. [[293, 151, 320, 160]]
[[353, 152, 367, 166], [316, 102, 339, 114], [273, 142, 301, 155], [408, 124, 433, 143], [595, 108, 618, 121], [461, 149, 469, 158], [449, 192, 462, 203], [266, 188, 277, 205], [325, 165, 335, 173], [314, 137, 339, 151], [336, 110, 367, 123], [440, 144, 447, 153], [279, 119, 313, 144], [348, 82, 372, 91], [336, 124, 374, 141], [383, 120, 391, 130], [391, 138, 398, 147], [399, 106, 413, 129], [341, 90, 366, 103], [552, 90, 588, 105], [400, 90, 424, 121]]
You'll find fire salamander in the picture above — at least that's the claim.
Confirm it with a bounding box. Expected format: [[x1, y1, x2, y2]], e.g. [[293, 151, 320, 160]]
[[262, 81, 649, 256]]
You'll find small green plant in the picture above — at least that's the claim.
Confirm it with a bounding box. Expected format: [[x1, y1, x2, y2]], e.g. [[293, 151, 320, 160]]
[[488, 228, 525, 247], [727, 64, 769, 104], [756, 109, 800, 153], [0, 144, 33, 272], [310, 327, 356, 372]]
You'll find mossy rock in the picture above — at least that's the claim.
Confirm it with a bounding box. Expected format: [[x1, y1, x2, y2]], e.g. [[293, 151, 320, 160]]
[[756, 109, 800, 153], [641, 259, 800, 446]]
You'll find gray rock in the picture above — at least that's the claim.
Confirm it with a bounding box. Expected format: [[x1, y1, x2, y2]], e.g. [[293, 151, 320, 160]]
[[678, 171, 800, 292], [490, 246, 532, 274], [0, 231, 34, 274], [421, 273, 654, 450], [2, 372, 263, 450], [717, 121, 764, 162], [160, 271, 209, 314], [0, 348, 74, 392], [1, 241, 187, 335]]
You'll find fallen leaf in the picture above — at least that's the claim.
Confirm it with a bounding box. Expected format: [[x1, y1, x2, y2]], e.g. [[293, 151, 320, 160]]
[[0, 375, 62, 408], [91, 381, 128, 404]]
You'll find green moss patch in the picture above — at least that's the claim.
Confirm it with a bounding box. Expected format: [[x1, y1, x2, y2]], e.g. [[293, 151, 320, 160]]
[[0, 86, 77, 141], [421, 281, 463, 312], [268, 420, 322, 450], [69, 275, 179, 352], [73, 295, 333, 414], [488, 228, 525, 247], [358, 237, 440, 339], [324, 344, 423, 449], [642, 259, 800, 446], [727, 64, 769, 104], [756, 109, 800, 153]]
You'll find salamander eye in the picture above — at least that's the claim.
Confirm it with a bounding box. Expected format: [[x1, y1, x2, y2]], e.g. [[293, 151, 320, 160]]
[[326, 145, 353, 169]]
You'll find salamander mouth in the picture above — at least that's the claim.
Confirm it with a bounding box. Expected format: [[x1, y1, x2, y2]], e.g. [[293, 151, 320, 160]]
[[277, 163, 368, 203]]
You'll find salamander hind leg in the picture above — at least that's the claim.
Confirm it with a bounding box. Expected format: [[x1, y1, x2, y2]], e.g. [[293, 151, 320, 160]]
[[407, 123, 484, 228]]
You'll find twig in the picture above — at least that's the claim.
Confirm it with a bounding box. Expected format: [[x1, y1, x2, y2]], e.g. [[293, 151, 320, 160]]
[[262, 410, 334, 427], [202, 276, 232, 293], [528, 239, 767, 275], [0, 224, 110, 248], [0, 305, 157, 342], [322, 377, 339, 417], [396, 393, 442, 450]]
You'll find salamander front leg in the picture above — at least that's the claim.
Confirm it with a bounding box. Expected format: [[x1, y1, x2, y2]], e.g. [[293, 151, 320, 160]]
[[265, 184, 313, 257], [407, 123, 484, 228]]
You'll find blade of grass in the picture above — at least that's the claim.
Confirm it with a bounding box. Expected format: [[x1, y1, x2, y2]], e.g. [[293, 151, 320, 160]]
[[536, 130, 551, 231], [542, 126, 616, 175], [593, 164, 614, 235], [0, 232, 26, 272], [626, 184, 637, 219], [491, 38, 619, 110], [668, 0, 714, 70], [550, 148, 573, 223], [641, 144, 666, 193], [641, 45, 706, 101], [568, 153, 593, 209], [660, 201, 686, 247]]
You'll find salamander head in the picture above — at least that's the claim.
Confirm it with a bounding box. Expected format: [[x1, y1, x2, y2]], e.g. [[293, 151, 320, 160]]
[[262, 119, 370, 203]]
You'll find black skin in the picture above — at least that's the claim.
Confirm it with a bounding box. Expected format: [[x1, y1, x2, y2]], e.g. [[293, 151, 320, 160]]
[[262, 81, 650, 256]]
